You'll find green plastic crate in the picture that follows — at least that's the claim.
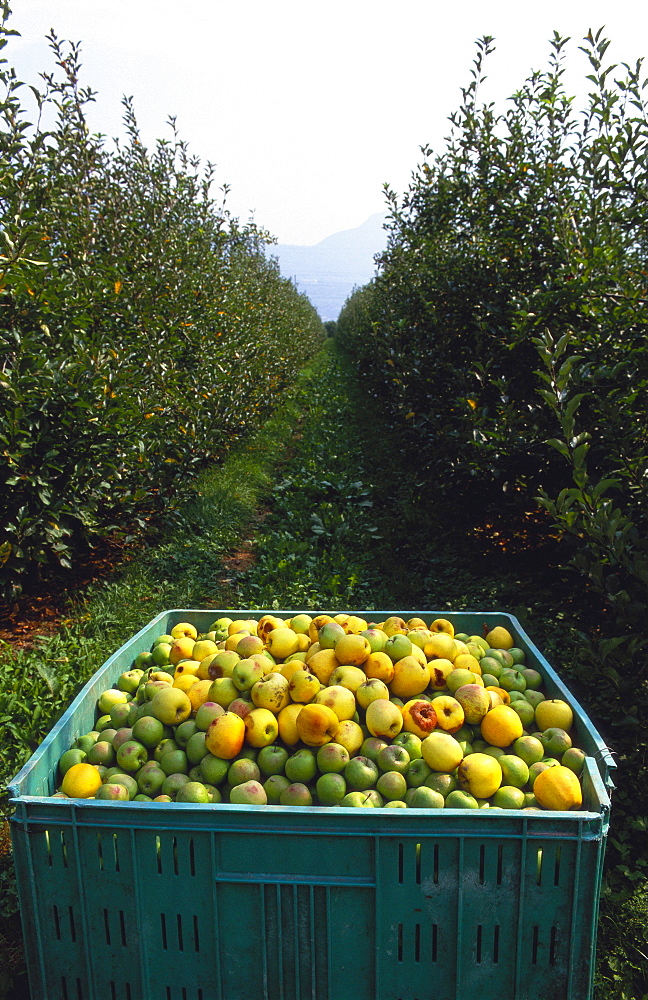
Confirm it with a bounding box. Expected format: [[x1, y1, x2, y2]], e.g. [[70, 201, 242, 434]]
[[8, 610, 613, 1000]]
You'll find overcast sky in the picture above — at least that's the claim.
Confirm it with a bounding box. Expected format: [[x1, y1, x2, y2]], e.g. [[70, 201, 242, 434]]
[[6, 1, 648, 245]]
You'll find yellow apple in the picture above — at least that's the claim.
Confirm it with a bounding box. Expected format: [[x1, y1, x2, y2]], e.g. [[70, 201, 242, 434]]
[[365, 699, 403, 739], [314, 684, 356, 721], [296, 703, 339, 746], [244, 708, 279, 748]]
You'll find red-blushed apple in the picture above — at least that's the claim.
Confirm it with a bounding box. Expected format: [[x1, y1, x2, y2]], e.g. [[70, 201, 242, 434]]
[[454, 684, 491, 724], [229, 779, 268, 805], [314, 683, 356, 721], [279, 782, 313, 806]]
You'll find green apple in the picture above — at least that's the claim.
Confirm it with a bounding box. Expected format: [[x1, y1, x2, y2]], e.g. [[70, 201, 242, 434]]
[[383, 634, 413, 663], [131, 715, 166, 750], [340, 791, 375, 807], [316, 742, 350, 774], [315, 772, 347, 805], [199, 753, 230, 786], [227, 757, 261, 788], [361, 628, 388, 653], [404, 757, 432, 788], [109, 772, 138, 800], [257, 744, 289, 777], [116, 739, 148, 772], [176, 781, 210, 803], [74, 732, 99, 755], [159, 749, 189, 776], [109, 702, 133, 729], [375, 744, 410, 775], [344, 756, 379, 791], [97, 689, 129, 715], [406, 786, 445, 808], [376, 770, 407, 801], [230, 779, 268, 805], [133, 651, 154, 671], [137, 766, 166, 796], [149, 687, 192, 726], [285, 749, 317, 784], [175, 720, 199, 748], [392, 732, 422, 760], [161, 773, 191, 799], [194, 702, 226, 730], [185, 731, 208, 765], [279, 782, 312, 806], [151, 643, 173, 666], [360, 737, 389, 761], [264, 774, 291, 803], [424, 772, 458, 798], [444, 789, 479, 809], [86, 741, 116, 767], [111, 728, 134, 751], [117, 669, 144, 695], [58, 748, 87, 775], [96, 783, 130, 801]]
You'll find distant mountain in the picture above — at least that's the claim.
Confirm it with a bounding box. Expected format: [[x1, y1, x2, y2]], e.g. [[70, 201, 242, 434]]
[[269, 213, 388, 322]]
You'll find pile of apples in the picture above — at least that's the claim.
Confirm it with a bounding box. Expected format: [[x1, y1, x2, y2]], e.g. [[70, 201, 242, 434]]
[[53, 612, 587, 809]]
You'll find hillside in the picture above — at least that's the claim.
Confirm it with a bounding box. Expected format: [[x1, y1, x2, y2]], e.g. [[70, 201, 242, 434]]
[[270, 213, 388, 321]]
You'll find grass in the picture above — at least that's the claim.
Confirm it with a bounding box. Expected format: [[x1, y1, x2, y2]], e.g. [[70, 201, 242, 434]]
[[1, 340, 646, 1000]]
